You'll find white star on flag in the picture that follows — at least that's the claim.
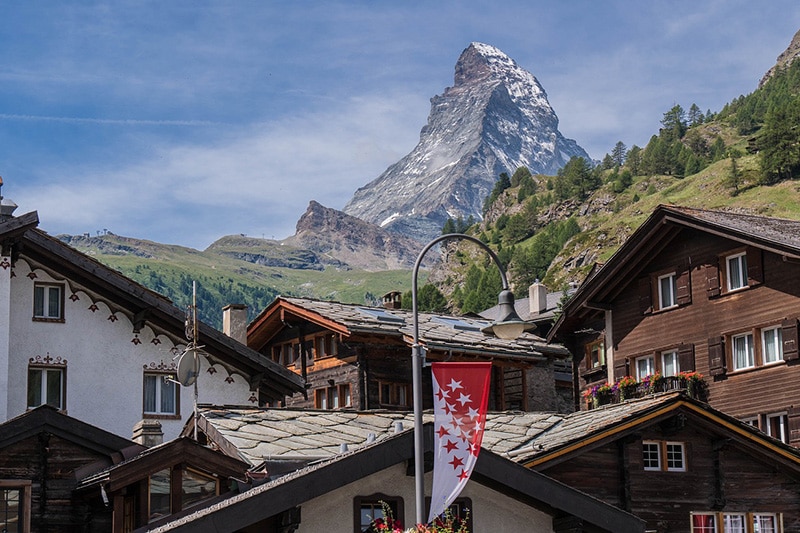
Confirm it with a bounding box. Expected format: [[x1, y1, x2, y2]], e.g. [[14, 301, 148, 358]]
[[428, 361, 491, 525]]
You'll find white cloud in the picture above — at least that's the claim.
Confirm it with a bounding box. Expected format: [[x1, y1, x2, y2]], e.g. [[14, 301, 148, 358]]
[[17, 90, 428, 249]]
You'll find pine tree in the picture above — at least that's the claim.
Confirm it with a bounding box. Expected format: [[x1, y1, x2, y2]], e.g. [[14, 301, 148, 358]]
[[611, 141, 627, 166]]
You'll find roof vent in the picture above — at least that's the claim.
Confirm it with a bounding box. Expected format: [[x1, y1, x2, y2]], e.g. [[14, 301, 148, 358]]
[[394, 421, 404, 433]]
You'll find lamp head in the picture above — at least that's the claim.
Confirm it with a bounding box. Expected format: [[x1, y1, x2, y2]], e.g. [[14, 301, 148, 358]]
[[481, 289, 536, 340]]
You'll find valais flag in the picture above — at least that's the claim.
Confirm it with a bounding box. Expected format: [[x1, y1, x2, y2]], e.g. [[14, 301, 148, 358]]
[[428, 361, 492, 524]]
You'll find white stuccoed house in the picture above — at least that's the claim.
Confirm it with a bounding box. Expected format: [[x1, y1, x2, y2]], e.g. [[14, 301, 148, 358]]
[[0, 183, 304, 443]]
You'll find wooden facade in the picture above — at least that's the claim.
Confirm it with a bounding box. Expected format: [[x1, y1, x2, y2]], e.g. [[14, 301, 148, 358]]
[[247, 297, 571, 413], [0, 406, 145, 532], [520, 396, 800, 533], [552, 205, 800, 447]]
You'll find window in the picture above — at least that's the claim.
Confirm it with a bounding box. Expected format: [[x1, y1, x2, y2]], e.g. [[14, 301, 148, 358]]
[[33, 283, 64, 321], [587, 340, 605, 369], [27, 367, 65, 409], [643, 441, 686, 472], [691, 513, 716, 532], [766, 413, 788, 443], [429, 498, 473, 532], [642, 441, 661, 470], [182, 468, 218, 511], [665, 442, 686, 471], [354, 495, 403, 533], [0, 481, 31, 533], [662, 350, 679, 377], [726, 252, 748, 291], [315, 384, 351, 410], [732, 333, 755, 370], [143, 373, 178, 416], [635, 355, 655, 380], [723, 514, 746, 533], [314, 334, 337, 358], [379, 382, 412, 408], [149, 469, 171, 522], [754, 514, 779, 533], [658, 273, 678, 309], [762, 327, 783, 364], [691, 513, 781, 533]]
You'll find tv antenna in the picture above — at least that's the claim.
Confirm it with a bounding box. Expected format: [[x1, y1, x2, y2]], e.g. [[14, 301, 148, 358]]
[[174, 281, 205, 440]]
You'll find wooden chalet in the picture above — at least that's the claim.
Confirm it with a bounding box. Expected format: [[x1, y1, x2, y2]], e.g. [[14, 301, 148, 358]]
[[551, 205, 800, 447], [511, 392, 800, 533], [148, 423, 645, 533], [0, 405, 145, 532], [0, 202, 304, 441], [247, 296, 570, 413]]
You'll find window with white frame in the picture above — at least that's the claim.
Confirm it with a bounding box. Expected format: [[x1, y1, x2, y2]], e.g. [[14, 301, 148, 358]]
[[658, 272, 678, 309], [723, 514, 746, 533], [643, 441, 686, 472], [732, 332, 755, 370], [766, 412, 788, 443], [662, 350, 680, 377], [27, 366, 65, 409], [762, 327, 783, 364], [635, 355, 655, 380], [33, 283, 64, 321], [665, 442, 686, 471], [691, 512, 780, 533], [726, 252, 748, 291], [143, 373, 178, 416], [642, 441, 661, 470]]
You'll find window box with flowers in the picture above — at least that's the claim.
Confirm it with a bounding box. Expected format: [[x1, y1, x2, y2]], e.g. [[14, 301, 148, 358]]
[[583, 372, 709, 408]]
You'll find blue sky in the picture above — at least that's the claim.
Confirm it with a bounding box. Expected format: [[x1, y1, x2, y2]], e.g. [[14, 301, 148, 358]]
[[2, 1, 799, 249]]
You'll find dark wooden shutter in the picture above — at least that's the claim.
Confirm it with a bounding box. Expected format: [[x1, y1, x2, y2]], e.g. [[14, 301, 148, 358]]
[[637, 277, 653, 315], [746, 247, 764, 285], [706, 261, 720, 298], [678, 343, 695, 372], [708, 336, 726, 377], [614, 356, 630, 380], [789, 406, 800, 447], [676, 266, 692, 306], [782, 318, 799, 362]]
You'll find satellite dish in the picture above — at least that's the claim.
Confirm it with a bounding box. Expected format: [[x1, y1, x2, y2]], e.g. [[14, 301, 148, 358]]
[[176, 348, 200, 387]]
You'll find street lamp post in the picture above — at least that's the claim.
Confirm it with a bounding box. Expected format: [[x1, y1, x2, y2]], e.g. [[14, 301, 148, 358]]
[[411, 233, 533, 526]]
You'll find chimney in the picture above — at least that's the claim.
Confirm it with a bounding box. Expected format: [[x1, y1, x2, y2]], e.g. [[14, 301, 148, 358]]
[[132, 419, 163, 447], [382, 291, 402, 309], [529, 280, 548, 315], [0, 177, 19, 222], [223, 304, 248, 344]]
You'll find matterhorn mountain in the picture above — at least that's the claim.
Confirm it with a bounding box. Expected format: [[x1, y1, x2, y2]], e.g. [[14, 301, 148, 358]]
[[343, 42, 590, 242]]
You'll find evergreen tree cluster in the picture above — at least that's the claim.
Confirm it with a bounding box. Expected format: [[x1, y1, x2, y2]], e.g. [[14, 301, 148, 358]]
[[718, 59, 800, 184], [130, 265, 279, 330], [637, 104, 724, 178]]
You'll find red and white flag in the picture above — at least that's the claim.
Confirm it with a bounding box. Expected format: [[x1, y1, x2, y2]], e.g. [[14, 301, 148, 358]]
[[428, 361, 492, 524]]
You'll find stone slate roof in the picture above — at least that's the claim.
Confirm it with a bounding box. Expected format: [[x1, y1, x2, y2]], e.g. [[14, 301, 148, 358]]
[[194, 392, 800, 471], [192, 404, 562, 466], [271, 296, 570, 359]]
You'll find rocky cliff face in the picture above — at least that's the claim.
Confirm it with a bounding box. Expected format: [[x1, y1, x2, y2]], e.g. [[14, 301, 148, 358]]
[[343, 42, 590, 242], [760, 28, 800, 88], [281, 201, 428, 271]]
